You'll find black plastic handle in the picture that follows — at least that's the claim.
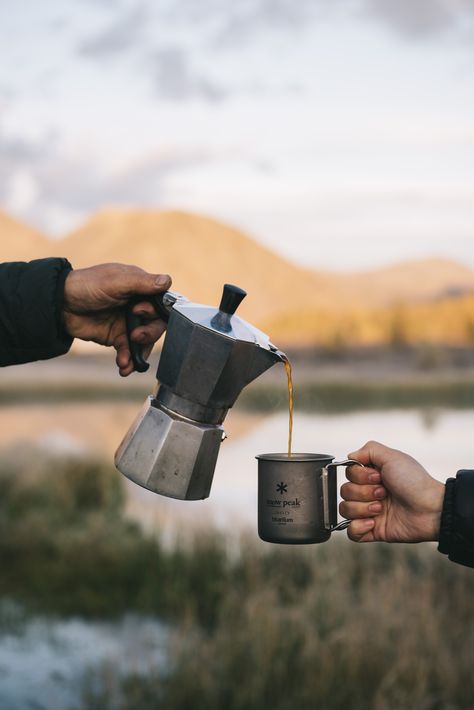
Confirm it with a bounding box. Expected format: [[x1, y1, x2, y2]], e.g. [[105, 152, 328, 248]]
[[219, 284, 247, 315], [125, 293, 170, 374]]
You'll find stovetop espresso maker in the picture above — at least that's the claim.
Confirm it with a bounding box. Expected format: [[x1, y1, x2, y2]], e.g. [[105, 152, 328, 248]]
[[115, 284, 283, 500]]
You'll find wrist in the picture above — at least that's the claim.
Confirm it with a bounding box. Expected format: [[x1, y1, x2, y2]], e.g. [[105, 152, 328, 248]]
[[422, 479, 445, 542], [63, 269, 80, 310], [62, 270, 81, 338]]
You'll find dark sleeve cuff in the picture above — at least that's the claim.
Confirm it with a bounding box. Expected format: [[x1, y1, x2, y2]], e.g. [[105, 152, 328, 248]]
[[54, 260, 73, 343], [438, 477, 455, 555], [438, 470, 474, 568], [0, 257, 74, 366]]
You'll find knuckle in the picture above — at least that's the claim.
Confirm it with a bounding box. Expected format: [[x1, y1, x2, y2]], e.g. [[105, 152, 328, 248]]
[[346, 465, 358, 481], [361, 486, 374, 501], [340, 482, 350, 499], [347, 527, 360, 543]]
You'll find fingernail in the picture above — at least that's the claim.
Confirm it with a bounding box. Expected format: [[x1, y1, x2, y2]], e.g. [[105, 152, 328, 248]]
[[369, 473, 381, 483], [369, 502, 382, 512], [374, 487, 385, 499], [155, 274, 170, 288], [363, 519, 375, 528]]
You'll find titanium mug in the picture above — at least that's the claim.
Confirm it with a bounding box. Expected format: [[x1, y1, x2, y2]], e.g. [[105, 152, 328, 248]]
[[256, 453, 362, 544]]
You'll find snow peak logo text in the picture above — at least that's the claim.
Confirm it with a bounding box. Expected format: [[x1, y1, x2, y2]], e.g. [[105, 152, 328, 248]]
[[266, 481, 301, 509], [266, 498, 301, 508]]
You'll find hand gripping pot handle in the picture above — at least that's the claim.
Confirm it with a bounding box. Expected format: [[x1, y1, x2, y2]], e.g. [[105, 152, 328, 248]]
[[322, 459, 364, 532], [125, 292, 175, 373]]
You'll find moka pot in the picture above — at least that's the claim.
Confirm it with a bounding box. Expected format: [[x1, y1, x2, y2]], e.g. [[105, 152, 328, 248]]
[[115, 284, 283, 500]]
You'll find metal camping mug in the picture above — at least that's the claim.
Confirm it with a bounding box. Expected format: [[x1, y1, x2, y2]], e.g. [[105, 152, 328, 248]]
[[256, 453, 362, 544]]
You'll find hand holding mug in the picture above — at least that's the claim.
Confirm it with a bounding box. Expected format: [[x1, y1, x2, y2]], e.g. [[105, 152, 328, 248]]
[[257, 453, 359, 544], [340, 440, 445, 544]]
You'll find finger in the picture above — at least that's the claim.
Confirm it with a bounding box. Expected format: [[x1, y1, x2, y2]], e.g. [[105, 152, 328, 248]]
[[347, 519, 375, 542], [117, 265, 172, 297], [346, 465, 381, 485], [348, 440, 394, 468], [130, 320, 167, 345], [340, 482, 386, 502], [131, 301, 159, 319], [116, 350, 134, 377], [114, 333, 134, 377], [339, 500, 384, 519]]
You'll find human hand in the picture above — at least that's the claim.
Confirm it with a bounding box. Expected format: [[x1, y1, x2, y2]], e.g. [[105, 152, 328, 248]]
[[340, 440, 445, 544], [63, 263, 171, 377]]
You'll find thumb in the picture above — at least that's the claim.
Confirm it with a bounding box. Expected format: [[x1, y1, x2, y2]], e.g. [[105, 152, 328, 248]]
[[348, 440, 392, 468], [119, 267, 172, 297]]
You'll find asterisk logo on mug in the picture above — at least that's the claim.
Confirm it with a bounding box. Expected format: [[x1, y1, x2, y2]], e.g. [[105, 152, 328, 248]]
[[276, 482, 288, 494]]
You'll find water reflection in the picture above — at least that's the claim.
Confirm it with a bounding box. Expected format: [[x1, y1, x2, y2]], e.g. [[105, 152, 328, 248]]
[[0, 403, 473, 532], [111, 407, 474, 535], [0, 611, 167, 710]]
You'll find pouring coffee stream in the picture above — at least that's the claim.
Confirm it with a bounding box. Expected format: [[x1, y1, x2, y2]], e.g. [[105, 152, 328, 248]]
[[115, 283, 286, 501], [281, 354, 294, 458]]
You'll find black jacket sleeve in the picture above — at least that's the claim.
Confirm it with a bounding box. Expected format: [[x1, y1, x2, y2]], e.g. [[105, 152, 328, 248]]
[[438, 470, 474, 567], [0, 258, 74, 366]]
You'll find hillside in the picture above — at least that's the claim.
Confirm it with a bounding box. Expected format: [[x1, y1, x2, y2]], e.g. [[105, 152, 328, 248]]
[[261, 293, 474, 347], [343, 257, 474, 306], [59, 208, 338, 323], [0, 211, 49, 262], [2, 206, 474, 347]]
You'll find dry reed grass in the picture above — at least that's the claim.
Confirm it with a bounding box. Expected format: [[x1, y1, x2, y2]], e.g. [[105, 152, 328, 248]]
[[0, 447, 472, 709]]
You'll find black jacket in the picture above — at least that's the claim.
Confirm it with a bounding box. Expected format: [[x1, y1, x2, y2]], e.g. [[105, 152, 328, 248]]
[[438, 471, 474, 567], [0, 258, 73, 366]]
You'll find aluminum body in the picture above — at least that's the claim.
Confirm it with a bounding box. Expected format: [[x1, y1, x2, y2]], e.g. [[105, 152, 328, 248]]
[[115, 397, 224, 500], [115, 286, 282, 501], [257, 454, 356, 544]]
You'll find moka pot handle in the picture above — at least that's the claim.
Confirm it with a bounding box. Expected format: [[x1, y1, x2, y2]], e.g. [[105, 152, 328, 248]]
[[125, 292, 172, 373]]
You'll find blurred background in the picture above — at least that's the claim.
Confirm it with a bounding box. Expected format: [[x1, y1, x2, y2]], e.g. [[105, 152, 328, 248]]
[[1, 1, 474, 708]]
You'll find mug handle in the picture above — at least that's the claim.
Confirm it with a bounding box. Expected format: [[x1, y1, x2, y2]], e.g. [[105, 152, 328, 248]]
[[322, 459, 364, 532]]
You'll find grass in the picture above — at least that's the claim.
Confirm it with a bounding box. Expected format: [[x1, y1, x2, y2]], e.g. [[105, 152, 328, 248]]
[[0, 448, 473, 709], [0, 447, 230, 623], [82, 541, 474, 710]]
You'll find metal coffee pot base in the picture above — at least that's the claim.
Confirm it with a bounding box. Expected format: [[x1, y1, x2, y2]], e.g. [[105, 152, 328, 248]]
[[115, 397, 224, 501]]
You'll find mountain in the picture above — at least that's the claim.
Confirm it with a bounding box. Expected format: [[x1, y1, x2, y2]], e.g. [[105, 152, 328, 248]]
[[342, 257, 474, 306], [59, 207, 474, 318], [2, 206, 474, 347], [0, 211, 49, 262], [59, 208, 338, 323]]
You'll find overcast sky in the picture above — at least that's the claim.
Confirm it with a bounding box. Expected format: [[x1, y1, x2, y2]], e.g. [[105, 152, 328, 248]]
[[1, 0, 473, 270]]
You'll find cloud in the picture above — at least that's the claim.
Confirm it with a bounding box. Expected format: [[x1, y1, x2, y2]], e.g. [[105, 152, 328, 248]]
[[76, 0, 474, 99], [212, 0, 325, 45], [0, 129, 54, 194], [151, 47, 226, 101], [0, 125, 212, 233], [164, 0, 474, 44], [78, 5, 147, 57], [77, 2, 226, 101], [360, 0, 474, 39]]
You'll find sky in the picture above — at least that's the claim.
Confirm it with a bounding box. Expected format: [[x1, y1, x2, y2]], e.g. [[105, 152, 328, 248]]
[[0, 0, 473, 270]]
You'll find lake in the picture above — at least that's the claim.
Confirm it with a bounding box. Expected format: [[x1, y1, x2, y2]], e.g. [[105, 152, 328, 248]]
[[0, 608, 168, 710], [0, 402, 472, 533]]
